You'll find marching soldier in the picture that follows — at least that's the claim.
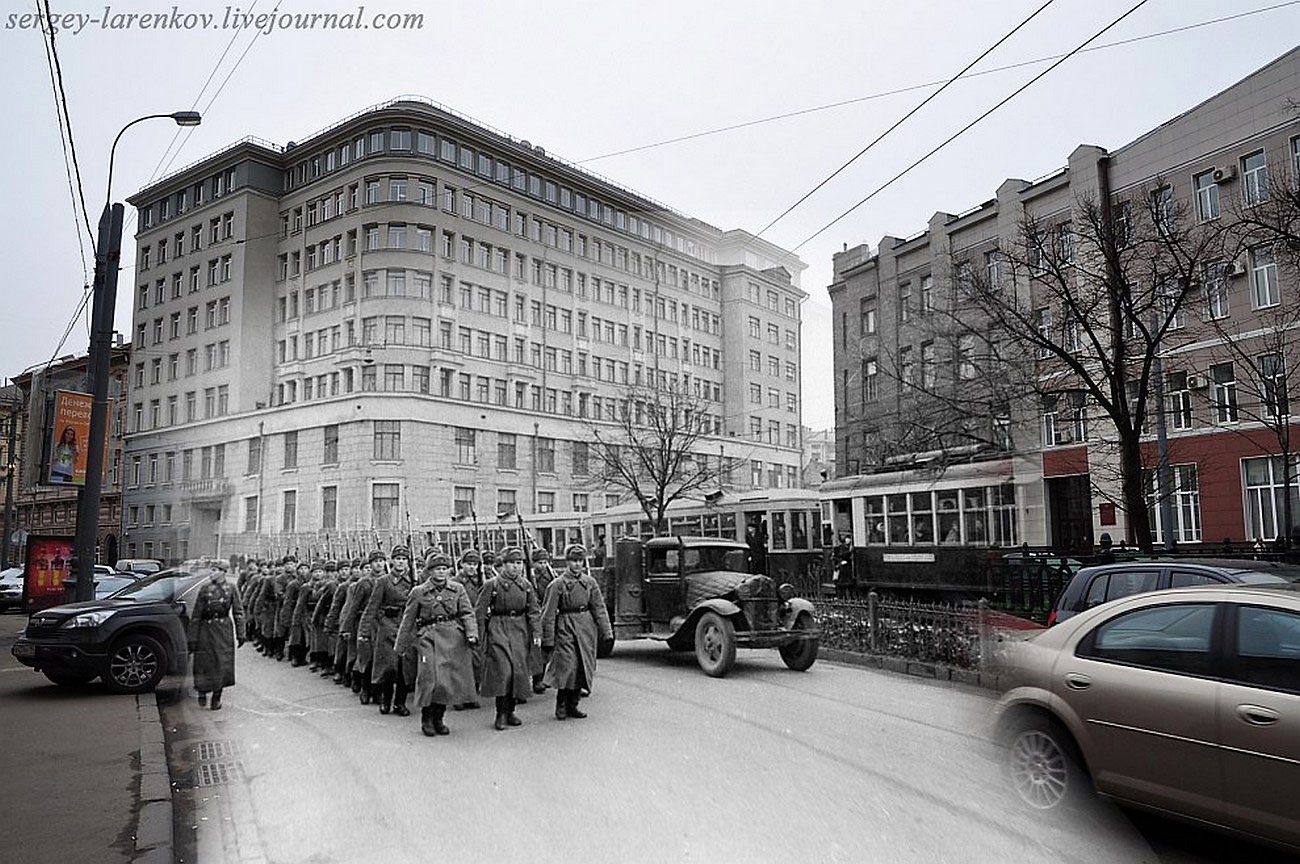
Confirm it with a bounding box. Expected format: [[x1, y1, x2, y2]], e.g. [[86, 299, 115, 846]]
[[188, 564, 246, 711], [257, 563, 285, 659], [241, 566, 265, 652], [395, 551, 479, 737], [540, 544, 614, 721], [324, 560, 354, 683], [311, 562, 340, 675], [453, 550, 485, 710], [361, 545, 416, 716], [289, 561, 319, 668], [475, 547, 541, 730], [350, 552, 386, 703], [274, 560, 304, 663], [528, 548, 558, 694]]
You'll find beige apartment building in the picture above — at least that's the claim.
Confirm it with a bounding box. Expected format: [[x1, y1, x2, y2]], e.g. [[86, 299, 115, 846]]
[[123, 99, 806, 561], [828, 48, 1300, 553]]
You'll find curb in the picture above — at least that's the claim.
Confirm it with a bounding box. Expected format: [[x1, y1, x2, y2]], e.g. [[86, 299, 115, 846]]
[[819, 647, 1003, 691], [132, 692, 174, 864]]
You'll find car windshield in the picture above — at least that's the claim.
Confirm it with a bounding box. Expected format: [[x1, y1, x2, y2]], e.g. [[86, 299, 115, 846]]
[[682, 547, 749, 574], [109, 570, 205, 602]]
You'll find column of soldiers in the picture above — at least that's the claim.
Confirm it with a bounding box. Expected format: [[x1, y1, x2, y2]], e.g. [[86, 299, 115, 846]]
[[236, 540, 612, 736]]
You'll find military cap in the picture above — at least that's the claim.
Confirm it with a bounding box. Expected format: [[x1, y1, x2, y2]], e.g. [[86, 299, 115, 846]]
[[324, 561, 338, 572], [501, 546, 525, 562], [351, 558, 363, 569], [564, 543, 587, 561], [425, 550, 453, 569], [367, 549, 387, 564], [390, 545, 411, 560], [459, 549, 482, 564], [311, 560, 326, 571], [531, 548, 551, 562]]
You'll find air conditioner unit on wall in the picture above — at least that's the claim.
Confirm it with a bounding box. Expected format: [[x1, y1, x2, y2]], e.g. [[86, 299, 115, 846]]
[[1186, 374, 1206, 390], [1213, 165, 1237, 184], [1230, 259, 1248, 277]]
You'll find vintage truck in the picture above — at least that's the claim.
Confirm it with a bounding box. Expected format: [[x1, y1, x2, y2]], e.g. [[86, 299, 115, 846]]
[[602, 535, 819, 677]]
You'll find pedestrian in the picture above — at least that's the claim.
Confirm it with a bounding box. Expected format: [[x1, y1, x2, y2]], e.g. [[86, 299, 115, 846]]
[[453, 549, 485, 710], [350, 551, 386, 704], [360, 545, 415, 716], [528, 547, 558, 694], [188, 564, 246, 711], [395, 551, 479, 737], [540, 543, 614, 720], [476, 546, 542, 730]]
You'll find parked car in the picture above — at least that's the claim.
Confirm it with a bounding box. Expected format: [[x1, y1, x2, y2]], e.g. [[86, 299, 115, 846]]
[[0, 566, 24, 612], [994, 583, 1300, 852], [604, 536, 819, 677], [114, 558, 164, 576], [1048, 559, 1300, 626], [61, 566, 145, 601], [10, 567, 213, 693]]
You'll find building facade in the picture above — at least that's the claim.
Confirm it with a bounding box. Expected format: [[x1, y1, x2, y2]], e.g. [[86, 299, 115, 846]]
[[828, 48, 1300, 552], [9, 349, 130, 565], [124, 99, 807, 562]]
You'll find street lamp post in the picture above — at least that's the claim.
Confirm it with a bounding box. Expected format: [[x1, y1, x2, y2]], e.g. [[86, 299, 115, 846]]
[[71, 111, 200, 601]]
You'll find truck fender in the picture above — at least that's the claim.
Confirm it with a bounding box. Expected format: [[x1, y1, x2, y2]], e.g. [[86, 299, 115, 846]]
[[692, 598, 742, 620]]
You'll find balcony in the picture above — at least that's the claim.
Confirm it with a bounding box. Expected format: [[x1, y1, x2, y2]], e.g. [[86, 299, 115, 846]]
[[179, 479, 232, 502]]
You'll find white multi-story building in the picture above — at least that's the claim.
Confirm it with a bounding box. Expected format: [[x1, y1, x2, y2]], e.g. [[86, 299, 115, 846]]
[[123, 98, 806, 561]]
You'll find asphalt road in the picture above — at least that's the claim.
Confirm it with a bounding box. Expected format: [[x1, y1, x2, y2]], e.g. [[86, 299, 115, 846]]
[[162, 638, 1290, 864]]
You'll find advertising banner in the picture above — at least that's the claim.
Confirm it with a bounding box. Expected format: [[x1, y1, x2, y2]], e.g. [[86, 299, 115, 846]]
[[45, 390, 94, 486], [23, 535, 75, 612]]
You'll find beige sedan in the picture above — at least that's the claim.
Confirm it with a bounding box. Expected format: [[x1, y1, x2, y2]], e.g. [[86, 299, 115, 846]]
[[994, 584, 1300, 852]]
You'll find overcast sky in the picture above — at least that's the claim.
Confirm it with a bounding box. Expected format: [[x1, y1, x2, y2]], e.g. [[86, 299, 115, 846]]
[[4, 0, 1299, 431]]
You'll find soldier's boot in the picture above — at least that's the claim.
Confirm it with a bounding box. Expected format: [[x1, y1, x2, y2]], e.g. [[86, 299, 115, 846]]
[[505, 695, 522, 727], [421, 706, 438, 737], [197, 691, 208, 707], [308, 652, 319, 672], [351, 672, 363, 694], [494, 697, 508, 731], [432, 703, 450, 736], [531, 674, 548, 695], [359, 681, 373, 705], [554, 690, 568, 721], [566, 691, 587, 720], [392, 684, 410, 717], [332, 669, 346, 685], [291, 646, 306, 667], [378, 682, 393, 715], [210, 689, 223, 711]]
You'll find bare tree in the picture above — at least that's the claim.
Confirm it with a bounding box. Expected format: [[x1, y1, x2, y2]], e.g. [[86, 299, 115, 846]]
[[585, 384, 733, 535], [906, 181, 1228, 551]]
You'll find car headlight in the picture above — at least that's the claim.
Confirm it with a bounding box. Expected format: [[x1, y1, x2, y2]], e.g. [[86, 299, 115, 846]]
[[62, 610, 116, 628]]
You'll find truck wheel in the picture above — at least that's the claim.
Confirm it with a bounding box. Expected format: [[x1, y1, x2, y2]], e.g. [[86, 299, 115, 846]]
[[778, 614, 819, 671], [103, 634, 167, 694], [694, 611, 736, 678]]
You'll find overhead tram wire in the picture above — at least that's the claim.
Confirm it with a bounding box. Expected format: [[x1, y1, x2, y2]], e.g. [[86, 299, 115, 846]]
[[793, 0, 1154, 253], [753, 0, 1058, 241], [41, 0, 94, 255], [577, 0, 1300, 166]]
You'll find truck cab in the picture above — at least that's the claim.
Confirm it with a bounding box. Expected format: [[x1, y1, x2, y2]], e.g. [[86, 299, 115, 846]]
[[607, 535, 819, 677]]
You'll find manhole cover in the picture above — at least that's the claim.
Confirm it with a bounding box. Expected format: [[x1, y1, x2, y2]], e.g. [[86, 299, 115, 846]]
[[195, 761, 242, 787], [196, 740, 238, 761]]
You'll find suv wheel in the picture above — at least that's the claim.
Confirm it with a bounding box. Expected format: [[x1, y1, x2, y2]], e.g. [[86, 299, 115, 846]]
[[103, 634, 167, 694], [694, 611, 736, 678], [1006, 716, 1085, 809]]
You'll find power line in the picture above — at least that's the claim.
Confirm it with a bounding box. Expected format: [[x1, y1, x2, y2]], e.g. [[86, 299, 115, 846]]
[[578, 1, 1300, 165], [793, 0, 1154, 252], [40, 0, 94, 253], [754, 0, 1058, 241]]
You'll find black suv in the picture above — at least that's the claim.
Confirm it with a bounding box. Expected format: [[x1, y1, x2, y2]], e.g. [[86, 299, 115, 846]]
[[11, 568, 210, 693], [1048, 558, 1300, 626]]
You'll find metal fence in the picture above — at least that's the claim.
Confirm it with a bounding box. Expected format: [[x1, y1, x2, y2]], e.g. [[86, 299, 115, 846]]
[[817, 592, 991, 670]]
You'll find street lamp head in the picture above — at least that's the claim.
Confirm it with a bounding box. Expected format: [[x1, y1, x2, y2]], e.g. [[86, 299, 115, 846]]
[[170, 111, 202, 126]]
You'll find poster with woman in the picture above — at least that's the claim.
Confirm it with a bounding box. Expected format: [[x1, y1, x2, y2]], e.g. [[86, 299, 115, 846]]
[[45, 391, 93, 486]]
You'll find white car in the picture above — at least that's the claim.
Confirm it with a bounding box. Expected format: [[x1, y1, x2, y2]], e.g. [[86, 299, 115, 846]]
[[0, 566, 23, 612]]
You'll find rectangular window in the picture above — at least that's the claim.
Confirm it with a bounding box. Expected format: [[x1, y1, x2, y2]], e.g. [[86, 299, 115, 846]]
[[1211, 362, 1238, 423], [283, 430, 298, 469], [321, 486, 337, 530], [1258, 353, 1288, 418], [497, 433, 516, 469], [323, 424, 339, 463], [1251, 246, 1280, 308], [1243, 456, 1300, 541], [1242, 150, 1268, 205], [373, 420, 401, 460], [244, 497, 259, 532], [247, 436, 262, 474], [537, 437, 555, 473], [452, 486, 475, 519], [1194, 170, 1219, 221], [282, 490, 297, 532], [372, 483, 400, 530]]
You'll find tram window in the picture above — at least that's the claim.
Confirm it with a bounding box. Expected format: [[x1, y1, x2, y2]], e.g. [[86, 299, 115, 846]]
[[911, 493, 934, 543], [887, 494, 910, 545], [936, 491, 961, 544], [702, 513, 721, 538], [992, 484, 1017, 545], [772, 513, 788, 550], [963, 489, 988, 545], [809, 512, 823, 548], [721, 512, 737, 539], [865, 497, 886, 544], [791, 511, 809, 549]]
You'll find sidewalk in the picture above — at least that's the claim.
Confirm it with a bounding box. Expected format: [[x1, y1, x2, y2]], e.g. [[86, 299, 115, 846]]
[[0, 613, 173, 864]]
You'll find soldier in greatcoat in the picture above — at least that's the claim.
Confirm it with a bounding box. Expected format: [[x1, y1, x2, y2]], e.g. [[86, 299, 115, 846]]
[[241, 567, 265, 652], [324, 561, 354, 683], [475, 547, 541, 730], [395, 551, 479, 736], [310, 562, 338, 674], [274, 561, 304, 662], [528, 548, 558, 693], [453, 550, 485, 710], [285, 561, 313, 666], [350, 551, 386, 703], [188, 565, 246, 711], [360, 546, 415, 716], [541, 544, 614, 720], [256, 564, 284, 659]]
